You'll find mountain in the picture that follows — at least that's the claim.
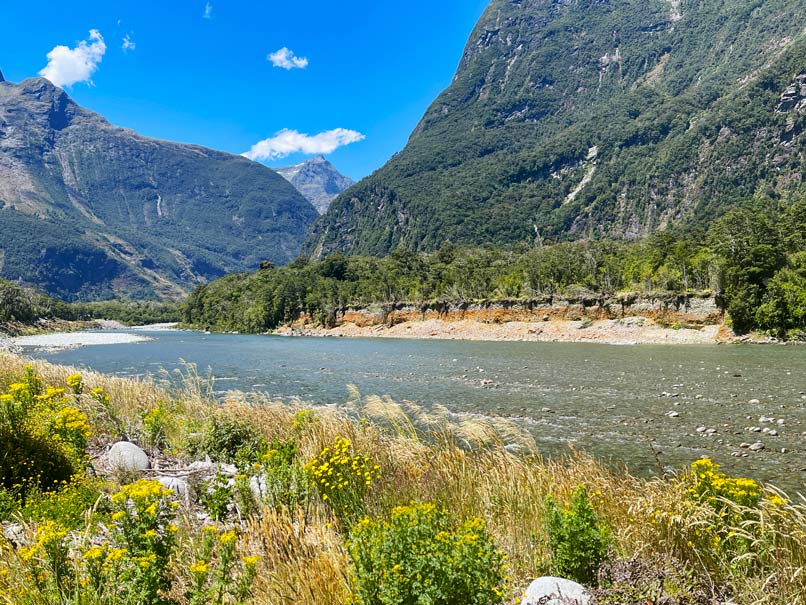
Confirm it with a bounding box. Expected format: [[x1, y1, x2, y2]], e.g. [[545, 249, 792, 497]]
[[305, 0, 806, 258], [0, 76, 318, 300], [276, 155, 353, 215]]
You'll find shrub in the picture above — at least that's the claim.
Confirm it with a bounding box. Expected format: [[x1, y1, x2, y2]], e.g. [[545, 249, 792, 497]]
[[109, 479, 180, 603], [20, 474, 105, 528], [142, 402, 171, 451], [188, 414, 267, 466], [0, 368, 91, 501], [251, 438, 311, 512], [683, 458, 761, 509], [347, 502, 507, 605], [199, 473, 234, 521], [9, 481, 180, 605], [545, 486, 610, 586], [304, 436, 379, 524], [186, 526, 260, 605]]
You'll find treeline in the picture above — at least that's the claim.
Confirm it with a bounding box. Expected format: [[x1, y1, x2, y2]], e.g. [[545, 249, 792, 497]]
[[0, 280, 180, 327], [182, 201, 806, 338]]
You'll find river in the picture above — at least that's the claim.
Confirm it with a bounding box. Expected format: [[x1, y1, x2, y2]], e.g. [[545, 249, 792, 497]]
[[16, 330, 806, 492]]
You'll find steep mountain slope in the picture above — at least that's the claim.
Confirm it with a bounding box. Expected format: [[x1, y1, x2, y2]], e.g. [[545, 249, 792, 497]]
[[305, 0, 806, 257], [0, 77, 318, 300], [276, 155, 354, 214]]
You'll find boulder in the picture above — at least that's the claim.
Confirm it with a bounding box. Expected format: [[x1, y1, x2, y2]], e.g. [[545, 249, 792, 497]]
[[107, 441, 150, 472], [521, 577, 590, 605]]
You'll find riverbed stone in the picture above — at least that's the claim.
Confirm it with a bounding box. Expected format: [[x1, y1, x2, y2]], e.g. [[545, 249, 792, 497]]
[[157, 476, 191, 502], [749, 442, 765, 452], [521, 577, 590, 605], [107, 441, 150, 472]]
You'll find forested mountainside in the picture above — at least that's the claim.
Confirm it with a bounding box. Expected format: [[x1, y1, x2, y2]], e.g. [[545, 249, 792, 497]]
[[305, 0, 806, 257], [0, 77, 317, 300]]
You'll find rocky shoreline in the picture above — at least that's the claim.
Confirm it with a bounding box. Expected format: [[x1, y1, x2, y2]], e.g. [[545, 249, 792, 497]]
[[275, 316, 734, 345]]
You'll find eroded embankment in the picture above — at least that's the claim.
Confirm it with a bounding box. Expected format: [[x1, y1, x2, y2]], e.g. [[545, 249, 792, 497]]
[[277, 293, 734, 345]]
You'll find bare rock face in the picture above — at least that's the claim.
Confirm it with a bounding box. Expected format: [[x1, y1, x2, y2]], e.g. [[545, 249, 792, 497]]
[[0, 69, 4, 83], [276, 155, 354, 215]]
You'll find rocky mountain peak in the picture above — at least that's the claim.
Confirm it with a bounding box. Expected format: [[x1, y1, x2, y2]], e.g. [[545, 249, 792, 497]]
[[276, 156, 353, 215], [0, 69, 4, 83]]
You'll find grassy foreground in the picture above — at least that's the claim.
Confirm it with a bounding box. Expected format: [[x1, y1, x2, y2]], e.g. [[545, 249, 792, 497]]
[[0, 352, 804, 605]]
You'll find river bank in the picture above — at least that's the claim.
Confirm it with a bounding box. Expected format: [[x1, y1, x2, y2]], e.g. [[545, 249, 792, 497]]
[[0, 321, 176, 353], [0, 352, 804, 605], [275, 316, 733, 345], [270, 294, 777, 345]]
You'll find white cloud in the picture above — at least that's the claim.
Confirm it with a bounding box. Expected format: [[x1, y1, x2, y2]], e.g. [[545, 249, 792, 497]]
[[243, 128, 365, 161], [268, 47, 308, 70], [121, 34, 136, 52], [203, 2, 213, 19], [39, 30, 107, 88]]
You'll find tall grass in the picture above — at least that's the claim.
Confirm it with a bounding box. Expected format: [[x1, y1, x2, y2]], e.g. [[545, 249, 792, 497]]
[[0, 352, 804, 604]]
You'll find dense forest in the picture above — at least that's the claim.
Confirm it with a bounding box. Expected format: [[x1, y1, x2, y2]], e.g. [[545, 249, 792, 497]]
[[184, 201, 806, 338]]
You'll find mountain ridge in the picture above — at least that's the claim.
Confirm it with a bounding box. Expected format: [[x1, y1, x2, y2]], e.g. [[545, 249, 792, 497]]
[[305, 0, 806, 258], [0, 76, 318, 300]]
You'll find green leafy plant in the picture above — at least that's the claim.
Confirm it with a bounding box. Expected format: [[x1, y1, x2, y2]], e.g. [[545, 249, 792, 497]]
[[545, 486, 611, 586], [347, 502, 507, 605], [0, 367, 91, 501], [251, 438, 310, 512], [188, 415, 267, 466], [304, 436, 379, 524], [199, 473, 234, 521], [187, 526, 260, 605]]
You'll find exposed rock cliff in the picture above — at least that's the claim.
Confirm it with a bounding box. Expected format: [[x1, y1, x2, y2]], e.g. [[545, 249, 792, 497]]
[[276, 155, 353, 215]]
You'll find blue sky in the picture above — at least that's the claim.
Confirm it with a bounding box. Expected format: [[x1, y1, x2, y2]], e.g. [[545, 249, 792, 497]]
[[0, 1, 489, 180]]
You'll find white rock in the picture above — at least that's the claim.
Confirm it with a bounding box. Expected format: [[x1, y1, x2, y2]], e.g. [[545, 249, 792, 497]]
[[749, 442, 765, 452], [521, 577, 590, 605], [187, 460, 216, 473], [250, 475, 267, 501], [749, 399, 761, 405], [107, 442, 150, 472], [157, 476, 191, 502]]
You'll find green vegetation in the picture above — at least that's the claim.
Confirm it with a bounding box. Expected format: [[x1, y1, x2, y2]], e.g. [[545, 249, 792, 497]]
[[545, 487, 610, 586], [184, 200, 806, 337], [0, 356, 804, 604], [0, 77, 317, 301], [306, 0, 806, 260], [0, 278, 180, 330], [347, 503, 507, 605]]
